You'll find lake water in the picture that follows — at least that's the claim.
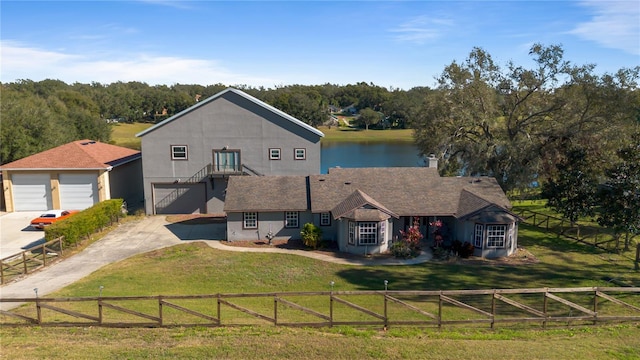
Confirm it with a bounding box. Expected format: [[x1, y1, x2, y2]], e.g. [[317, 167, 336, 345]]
[[321, 142, 424, 174]]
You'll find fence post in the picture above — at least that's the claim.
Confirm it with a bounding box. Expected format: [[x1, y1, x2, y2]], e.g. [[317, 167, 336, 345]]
[[542, 289, 548, 329], [491, 291, 496, 329], [329, 294, 334, 328], [158, 295, 163, 327], [274, 295, 278, 326], [23, 253, 28, 274], [593, 289, 598, 325], [438, 292, 443, 329], [0, 259, 4, 285], [42, 243, 46, 267], [217, 293, 221, 326], [635, 244, 640, 271]]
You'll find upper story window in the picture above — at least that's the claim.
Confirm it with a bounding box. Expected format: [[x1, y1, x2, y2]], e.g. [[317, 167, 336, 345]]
[[269, 148, 281, 160], [171, 145, 188, 160], [294, 148, 306, 160], [320, 212, 331, 226], [285, 211, 299, 228], [213, 149, 241, 172]]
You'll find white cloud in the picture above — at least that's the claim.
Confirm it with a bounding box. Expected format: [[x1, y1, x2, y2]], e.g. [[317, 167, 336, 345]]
[[0, 41, 279, 86], [571, 1, 640, 55], [389, 15, 454, 44]]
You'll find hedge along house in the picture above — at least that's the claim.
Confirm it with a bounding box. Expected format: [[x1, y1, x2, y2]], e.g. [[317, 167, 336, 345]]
[[224, 166, 520, 258], [136, 88, 324, 215], [0, 140, 142, 212]]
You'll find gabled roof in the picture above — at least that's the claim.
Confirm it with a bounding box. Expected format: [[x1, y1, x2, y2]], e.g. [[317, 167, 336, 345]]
[[223, 167, 512, 219], [223, 175, 309, 212], [136, 88, 324, 138], [0, 140, 141, 170], [331, 189, 398, 220], [309, 168, 511, 217]]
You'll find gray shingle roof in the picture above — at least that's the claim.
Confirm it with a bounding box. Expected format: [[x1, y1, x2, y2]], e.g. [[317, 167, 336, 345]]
[[223, 175, 308, 212], [331, 189, 399, 220], [224, 167, 512, 218]]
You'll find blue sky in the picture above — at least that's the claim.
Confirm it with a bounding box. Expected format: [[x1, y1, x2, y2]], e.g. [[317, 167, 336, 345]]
[[1, 1, 638, 89]]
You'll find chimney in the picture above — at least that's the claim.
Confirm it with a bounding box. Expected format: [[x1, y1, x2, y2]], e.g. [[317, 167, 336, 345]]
[[427, 154, 438, 168]]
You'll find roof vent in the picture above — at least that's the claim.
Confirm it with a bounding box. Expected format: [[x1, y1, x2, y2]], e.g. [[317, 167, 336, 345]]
[[318, 178, 326, 182], [344, 181, 351, 185], [81, 141, 96, 145]]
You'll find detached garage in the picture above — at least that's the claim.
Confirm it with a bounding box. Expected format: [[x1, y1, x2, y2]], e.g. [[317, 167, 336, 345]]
[[1, 140, 142, 212], [11, 174, 53, 211]]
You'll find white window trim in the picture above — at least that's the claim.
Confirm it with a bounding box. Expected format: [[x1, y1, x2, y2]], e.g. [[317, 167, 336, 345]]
[[243, 212, 257, 229], [285, 211, 299, 228], [486, 224, 506, 248], [269, 148, 281, 160], [171, 145, 188, 160], [348, 222, 355, 245], [320, 212, 331, 226], [358, 222, 378, 246], [474, 224, 484, 248], [294, 148, 306, 160]]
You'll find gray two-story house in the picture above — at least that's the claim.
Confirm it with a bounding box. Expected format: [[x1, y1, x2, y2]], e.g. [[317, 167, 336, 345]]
[[136, 88, 324, 215]]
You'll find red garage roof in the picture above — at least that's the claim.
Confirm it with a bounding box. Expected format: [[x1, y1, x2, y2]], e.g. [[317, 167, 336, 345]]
[[0, 140, 140, 170]]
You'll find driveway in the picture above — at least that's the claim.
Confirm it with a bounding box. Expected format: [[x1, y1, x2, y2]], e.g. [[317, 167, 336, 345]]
[[0, 211, 47, 258], [0, 215, 183, 310]]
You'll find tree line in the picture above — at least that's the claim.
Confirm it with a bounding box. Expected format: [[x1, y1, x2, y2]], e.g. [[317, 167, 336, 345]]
[[1, 44, 638, 237]]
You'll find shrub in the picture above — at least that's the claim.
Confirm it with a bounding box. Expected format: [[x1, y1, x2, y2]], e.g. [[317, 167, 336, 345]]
[[45, 199, 126, 246], [300, 223, 322, 249]]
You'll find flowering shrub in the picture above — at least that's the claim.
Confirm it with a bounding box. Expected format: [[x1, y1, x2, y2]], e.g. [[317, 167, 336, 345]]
[[392, 218, 423, 259]]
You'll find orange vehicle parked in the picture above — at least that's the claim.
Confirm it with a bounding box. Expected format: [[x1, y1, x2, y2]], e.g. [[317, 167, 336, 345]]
[[30, 210, 79, 230]]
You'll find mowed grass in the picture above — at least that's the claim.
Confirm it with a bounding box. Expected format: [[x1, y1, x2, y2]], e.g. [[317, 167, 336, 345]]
[[109, 122, 415, 151], [2, 221, 640, 359], [109, 122, 153, 150]]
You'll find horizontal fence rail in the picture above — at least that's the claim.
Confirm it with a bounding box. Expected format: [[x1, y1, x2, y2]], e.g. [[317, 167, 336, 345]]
[[0, 237, 64, 285], [1, 287, 639, 329]]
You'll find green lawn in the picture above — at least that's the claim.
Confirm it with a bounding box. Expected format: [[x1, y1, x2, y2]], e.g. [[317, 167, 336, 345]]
[[109, 123, 415, 150], [2, 220, 639, 359]]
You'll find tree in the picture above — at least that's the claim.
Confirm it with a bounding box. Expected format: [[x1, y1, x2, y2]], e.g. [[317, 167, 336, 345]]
[[597, 133, 640, 251], [412, 44, 639, 191], [541, 147, 598, 224], [356, 108, 382, 130]]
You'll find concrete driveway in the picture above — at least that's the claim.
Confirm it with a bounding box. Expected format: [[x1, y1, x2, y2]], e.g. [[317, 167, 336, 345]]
[[0, 211, 47, 258]]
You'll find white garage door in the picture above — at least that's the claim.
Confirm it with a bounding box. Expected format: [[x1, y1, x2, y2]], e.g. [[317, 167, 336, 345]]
[[59, 174, 98, 210], [153, 183, 206, 214], [12, 174, 52, 211]]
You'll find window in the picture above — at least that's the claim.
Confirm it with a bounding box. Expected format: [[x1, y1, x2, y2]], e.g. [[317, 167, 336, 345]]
[[320, 212, 331, 226], [487, 225, 506, 247], [213, 149, 241, 172], [474, 224, 484, 248], [243, 212, 257, 229], [358, 222, 378, 245], [294, 148, 306, 160], [348, 222, 355, 245], [379, 221, 386, 244], [171, 145, 188, 160], [285, 211, 299, 228], [269, 148, 281, 160]]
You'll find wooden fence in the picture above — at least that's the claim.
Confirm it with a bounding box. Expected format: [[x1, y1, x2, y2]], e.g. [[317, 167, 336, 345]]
[[0, 237, 64, 285], [514, 209, 620, 250], [1, 287, 639, 329]]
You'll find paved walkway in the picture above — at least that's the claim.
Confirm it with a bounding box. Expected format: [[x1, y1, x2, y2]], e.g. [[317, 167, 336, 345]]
[[1, 216, 432, 310]]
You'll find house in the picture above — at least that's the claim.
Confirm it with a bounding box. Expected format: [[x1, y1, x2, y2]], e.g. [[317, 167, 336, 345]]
[[136, 88, 324, 215], [0, 140, 142, 212], [224, 165, 520, 259]]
